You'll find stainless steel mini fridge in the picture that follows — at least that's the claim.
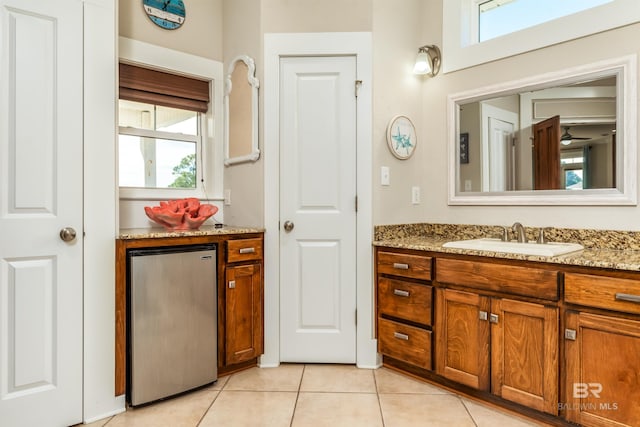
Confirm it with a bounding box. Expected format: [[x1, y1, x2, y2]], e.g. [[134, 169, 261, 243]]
[[128, 244, 217, 406]]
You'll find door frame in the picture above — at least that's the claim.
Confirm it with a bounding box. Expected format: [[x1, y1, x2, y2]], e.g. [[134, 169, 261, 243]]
[[263, 32, 377, 368]]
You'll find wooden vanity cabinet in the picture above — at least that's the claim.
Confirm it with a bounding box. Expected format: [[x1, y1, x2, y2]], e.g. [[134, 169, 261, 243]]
[[222, 238, 264, 369], [435, 258, 559, 415], [375, 248, 433, 371], [564, 273, 640, 427]]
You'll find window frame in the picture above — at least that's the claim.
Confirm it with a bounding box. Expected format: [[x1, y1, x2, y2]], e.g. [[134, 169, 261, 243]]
[[118, 113, 202, 190], [443, 0, 640, 73], [118, 37, 223, 201]]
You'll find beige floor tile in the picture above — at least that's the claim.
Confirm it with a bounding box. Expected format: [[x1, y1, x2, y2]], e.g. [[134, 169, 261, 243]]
[[224, 364, 304, 391], [105, 388, 218, 427], [76, 416, 113, 426], [374, 368, 450, 395], [292, 392, 383, 427], [299, 364, 376, 393], [208, 375, 229, 391], [379, 393, 476, 427], [462, 398, 547, 427], [199, 391, 297, 427]]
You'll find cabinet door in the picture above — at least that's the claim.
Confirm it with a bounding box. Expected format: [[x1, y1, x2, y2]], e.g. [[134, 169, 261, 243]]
[[565, 311, 640, 427], [435, 289, 490, 390], [491, 299, 558, 415], [225, 263, 263, 365]]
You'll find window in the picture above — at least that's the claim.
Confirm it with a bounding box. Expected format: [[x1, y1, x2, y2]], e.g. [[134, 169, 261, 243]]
[[118, 100, 200, 189], [116, 38, 223, 202], [561, 150, 585, 190], [443, 0, 640, 72], [478, 0, 612, 42], [118, 62, 210, 191]]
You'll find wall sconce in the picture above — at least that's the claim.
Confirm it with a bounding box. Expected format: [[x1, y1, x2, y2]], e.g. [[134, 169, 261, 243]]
[[413, 45, 441, 77]]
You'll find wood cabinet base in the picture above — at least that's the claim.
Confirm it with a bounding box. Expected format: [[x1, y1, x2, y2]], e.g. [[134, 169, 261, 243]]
[[382, 356, 572, 427]]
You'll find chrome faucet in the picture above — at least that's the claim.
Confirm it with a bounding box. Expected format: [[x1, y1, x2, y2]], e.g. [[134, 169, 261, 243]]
[[511, 222, 526, 243]]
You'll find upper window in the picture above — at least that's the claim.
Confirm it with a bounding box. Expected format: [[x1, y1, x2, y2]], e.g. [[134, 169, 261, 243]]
[[478, 0, 612, 42], [443, 0, 640, 72]]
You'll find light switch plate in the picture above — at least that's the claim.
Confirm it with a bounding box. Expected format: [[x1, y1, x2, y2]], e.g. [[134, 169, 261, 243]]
[[411, 186, 420, 204], [224, 189, 231, 205], [381, 166, 390, 186]]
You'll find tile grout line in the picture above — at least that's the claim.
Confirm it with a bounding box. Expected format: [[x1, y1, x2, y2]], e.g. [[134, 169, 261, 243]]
[[459, 396, 480, 427], [195, 375, 229, 427], [372, 369, 387, 427], [288, 364, 306, 427]]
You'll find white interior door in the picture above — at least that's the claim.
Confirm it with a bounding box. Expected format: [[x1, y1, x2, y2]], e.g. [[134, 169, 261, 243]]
[[481, 103, 518, 191], [279, 56, 357, 363], [0, 1, 83, 426]]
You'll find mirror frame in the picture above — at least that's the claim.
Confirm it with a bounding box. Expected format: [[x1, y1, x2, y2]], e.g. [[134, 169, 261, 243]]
[[224, 55, 260, 165], [448, 55, 637, 206]]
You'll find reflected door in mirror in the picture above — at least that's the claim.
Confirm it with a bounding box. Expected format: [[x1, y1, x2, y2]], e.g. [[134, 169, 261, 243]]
[[533, 115, 561, 190]]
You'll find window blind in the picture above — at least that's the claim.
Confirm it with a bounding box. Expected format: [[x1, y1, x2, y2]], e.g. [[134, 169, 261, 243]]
[[119, 63, 210, 113]]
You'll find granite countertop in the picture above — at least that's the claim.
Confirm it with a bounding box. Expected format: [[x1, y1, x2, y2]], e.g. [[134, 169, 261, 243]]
[[118, 225, 265, 240], [374, 224, 640, 272]]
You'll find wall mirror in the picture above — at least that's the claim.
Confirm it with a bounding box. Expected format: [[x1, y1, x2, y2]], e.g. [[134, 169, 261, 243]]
[[224, 55, 260, 165], [448, 55, 637, 205]]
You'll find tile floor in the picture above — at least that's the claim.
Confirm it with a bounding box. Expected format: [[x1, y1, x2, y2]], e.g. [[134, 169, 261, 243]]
[[82, 364, 549, 426]]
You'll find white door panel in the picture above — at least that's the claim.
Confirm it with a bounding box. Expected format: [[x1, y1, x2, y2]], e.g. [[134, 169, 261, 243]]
[[280, 56, 357, 363], [0, 1, 83, 425]]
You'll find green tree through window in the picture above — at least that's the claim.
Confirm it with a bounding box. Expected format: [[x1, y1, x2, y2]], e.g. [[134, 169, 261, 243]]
[[169, 153, 196, 188]]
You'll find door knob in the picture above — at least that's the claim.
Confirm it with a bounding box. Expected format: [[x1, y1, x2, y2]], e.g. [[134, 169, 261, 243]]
[[59, 227, 77, 242], [283, 221, 295, 232]]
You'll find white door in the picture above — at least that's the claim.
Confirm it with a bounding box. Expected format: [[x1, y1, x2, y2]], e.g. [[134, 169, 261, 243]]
[[0, 1, 83, 426], [279, 56, 357, 363], [481, 104, 518, 191]]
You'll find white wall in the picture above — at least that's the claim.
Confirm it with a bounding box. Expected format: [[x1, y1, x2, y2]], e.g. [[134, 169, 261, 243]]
[[373, 0, 640, 231], [84, 0, 123, 422]]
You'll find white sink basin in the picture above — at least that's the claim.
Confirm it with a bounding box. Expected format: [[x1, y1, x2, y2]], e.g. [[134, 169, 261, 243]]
[[442, 238, 584, 257]]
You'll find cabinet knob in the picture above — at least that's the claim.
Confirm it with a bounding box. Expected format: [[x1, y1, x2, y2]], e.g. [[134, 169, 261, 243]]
[[564, 329, 577, 341], [229, 280, 236, 289], [489, 313, 499, 324], [479, 311, 488, 321]]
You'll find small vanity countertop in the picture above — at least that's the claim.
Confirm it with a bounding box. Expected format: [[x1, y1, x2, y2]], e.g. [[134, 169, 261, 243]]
[[118, 225, 265, 240], [373, 224, 640, 272]]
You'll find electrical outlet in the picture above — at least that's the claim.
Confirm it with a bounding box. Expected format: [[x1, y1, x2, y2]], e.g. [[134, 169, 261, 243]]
[[411, 186, 421, 205], [381, 166, 390, 186], [464, 180, 472, 191], [224, 189, 231, 205]]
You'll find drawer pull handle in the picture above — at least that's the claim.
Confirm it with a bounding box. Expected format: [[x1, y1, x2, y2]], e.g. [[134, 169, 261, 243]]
[[615, 293, 640, 303], [393, 289, 410, 297], [393, 263, 409, 270], [393, 332, 409, 341], [489, 313, 499, 324], [239, 247, 256, 254]]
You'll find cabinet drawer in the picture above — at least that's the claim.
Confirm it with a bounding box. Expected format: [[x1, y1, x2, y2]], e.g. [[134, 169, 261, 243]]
[[436, 258, 559, 300], [227, 238, 263, 263], [377, 251, 432, 280], [565, 273, 640, 315], [378, 318, 431, 370], [378, 277, 432, 326]]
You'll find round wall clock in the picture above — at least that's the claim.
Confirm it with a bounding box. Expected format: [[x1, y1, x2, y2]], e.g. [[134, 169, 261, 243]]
[[143, 0, 186, 30], [386, 115, 417, 159]]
